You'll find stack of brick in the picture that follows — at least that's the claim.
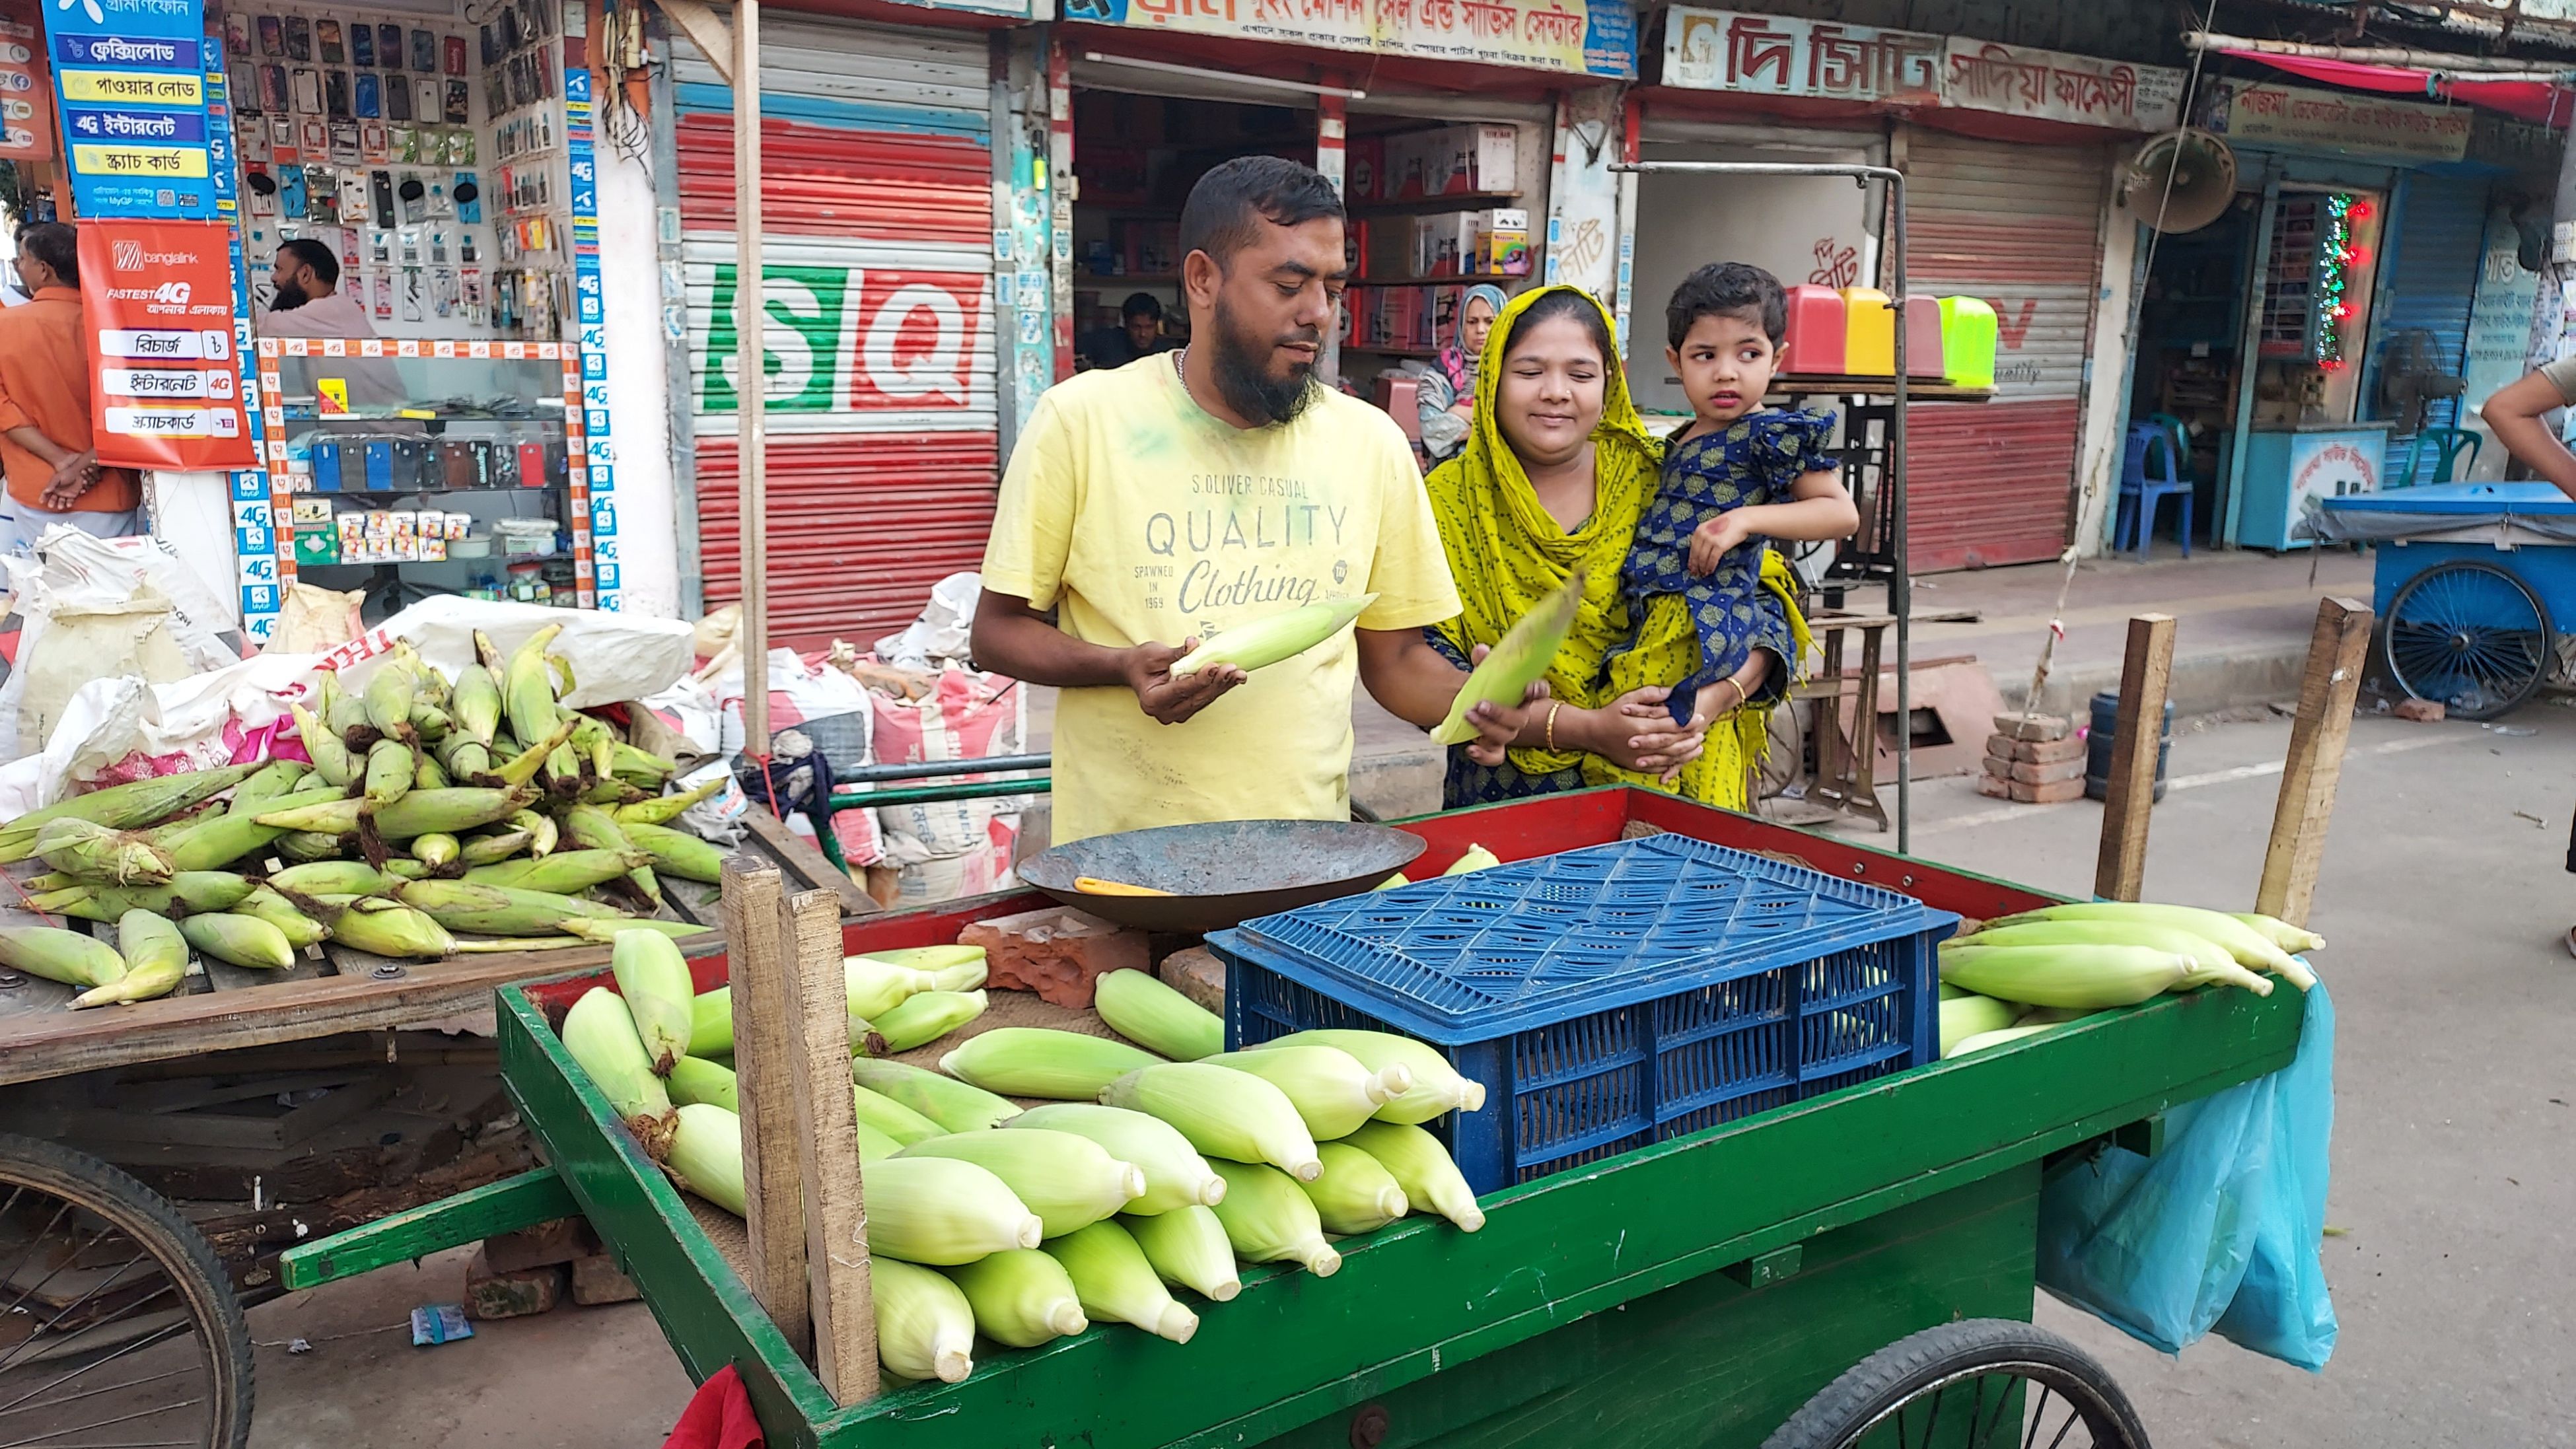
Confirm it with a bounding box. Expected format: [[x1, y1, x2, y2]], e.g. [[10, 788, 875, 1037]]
[[464, 1217, 640, 1320], [1975, 713, 2086, 804]]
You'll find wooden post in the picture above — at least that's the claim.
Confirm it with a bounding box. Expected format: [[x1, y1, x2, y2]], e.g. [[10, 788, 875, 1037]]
[[2094, 614, 2177, 901], [2256, 597, 2373, 927], [721, 854, 806, 1357], [733, 0, 769, 756], [780, 886, 880, 1403]]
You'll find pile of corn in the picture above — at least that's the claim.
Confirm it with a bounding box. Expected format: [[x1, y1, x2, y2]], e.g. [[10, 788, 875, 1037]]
[[1937, 900, 2323, 1057], [0, 625, 726, 1005], [561, 943, 1491, 1386]]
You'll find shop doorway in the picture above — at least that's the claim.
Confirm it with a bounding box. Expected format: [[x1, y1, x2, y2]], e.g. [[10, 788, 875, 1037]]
[[2129, 194, 2260, 546]]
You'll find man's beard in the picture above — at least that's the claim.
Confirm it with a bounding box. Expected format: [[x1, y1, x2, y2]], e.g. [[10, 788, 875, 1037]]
[[270, 281, 309, 311], [1208, 297, 1319, 425]]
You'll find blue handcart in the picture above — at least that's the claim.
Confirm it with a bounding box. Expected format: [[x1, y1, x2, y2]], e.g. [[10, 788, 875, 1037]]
[[2317, 480, 2576, 719]]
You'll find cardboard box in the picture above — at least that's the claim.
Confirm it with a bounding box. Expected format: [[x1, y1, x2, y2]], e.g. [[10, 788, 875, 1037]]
[[1413, 214, 1474, 277], [1346, 135, 1384, 202], [1482, 207, 1530, 274], [1398, 124, 1517, 197]]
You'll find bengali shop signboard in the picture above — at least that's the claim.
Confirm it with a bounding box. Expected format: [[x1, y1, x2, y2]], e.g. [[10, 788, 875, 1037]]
[[43, 0, 218, 217], [2200, 81, 2470, 163], [0, 4, 53, 160], [1068, 0, 1637, 81], [78, 220, 253, 469]]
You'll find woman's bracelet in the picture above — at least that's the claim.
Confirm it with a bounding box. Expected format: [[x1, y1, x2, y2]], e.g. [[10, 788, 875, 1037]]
[[1544, 701, 1563, 752], [1720, 678, 1748, 715]]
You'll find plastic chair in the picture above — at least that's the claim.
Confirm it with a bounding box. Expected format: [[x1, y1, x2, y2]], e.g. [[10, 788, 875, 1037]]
[[2394, 425, 2481, 487], [2114, 421, 2194, 559]]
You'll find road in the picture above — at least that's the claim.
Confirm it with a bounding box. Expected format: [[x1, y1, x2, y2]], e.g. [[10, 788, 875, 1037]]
[[244, 708, 2576, 1447]]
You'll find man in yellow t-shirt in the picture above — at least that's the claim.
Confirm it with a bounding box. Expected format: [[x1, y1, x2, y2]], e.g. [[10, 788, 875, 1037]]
[[976, 157, 1537, 843]]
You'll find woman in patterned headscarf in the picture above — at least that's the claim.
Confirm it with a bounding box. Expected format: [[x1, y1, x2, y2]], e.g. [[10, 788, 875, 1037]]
[[1415, 283, 1507, 464], [1421, 285, 1806, 810]]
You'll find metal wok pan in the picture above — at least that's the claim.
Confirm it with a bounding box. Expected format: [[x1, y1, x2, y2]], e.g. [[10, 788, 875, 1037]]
[[1019, 819, 1426, 934]]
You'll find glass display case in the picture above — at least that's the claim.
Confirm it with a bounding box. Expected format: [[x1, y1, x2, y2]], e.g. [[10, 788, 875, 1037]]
[[255, 338, 596, 619]]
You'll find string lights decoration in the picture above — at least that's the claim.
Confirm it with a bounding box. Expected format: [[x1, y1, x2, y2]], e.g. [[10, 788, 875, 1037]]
[[2313, 193, 2368, 370]]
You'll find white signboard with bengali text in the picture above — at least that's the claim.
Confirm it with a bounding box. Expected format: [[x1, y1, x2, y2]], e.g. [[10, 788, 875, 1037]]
[[2200, 81, 2471, 162]]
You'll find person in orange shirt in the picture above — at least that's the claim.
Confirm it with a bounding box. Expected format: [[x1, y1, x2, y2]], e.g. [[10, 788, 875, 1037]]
[[0, 223, 140, 554]]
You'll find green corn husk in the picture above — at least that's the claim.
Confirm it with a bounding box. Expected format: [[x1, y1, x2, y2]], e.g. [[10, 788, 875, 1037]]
[[73, 911, 187, 1007], [232, 887, 330, 948], [853, 1118, 904, 1164], [462, 848, 648, 894], [133, 802, 221, 848], [945, 1248, 1088, 1350], [862, 1156, 1045, 1265], [0, 763, 260, 862], [613, 929, 695, 1074], [364, 739, 414, 806], [32, 872, 256, 922], [266, 861, 398, 896], [324, 676, 371, 739], [1251, 1029, 1487, 1125], [1170, 592, 1380, 677], [36, 819, 174, 886], [1298, 1141, 1408, 1235], [411, 832, 460, 868], [410, 704, 453, 743], [503, 625, 565, 749], [0, 925, 126, 988], [620, 822, 723, 884], [1206, 1160, 1340, 1276], [561, 917, 713, 946], [664, 1102, 743, 1213], [863, 989, 987, 1055], [491, 721, 579, 791], [1094, 969, 1222, 1061], [666, 1055, 737, 1111], [394, 879, 628, 935], [1122, 1206, 1242, 1302], [1044, 1220, 1198, 1344], [563, 987, 677, 1150], [849, 1057, 1022, 1132], [610, 742, 674, 783], [850, 1083, 948, 1146], [255, 786, 534, 841], [1007, 1103, 1225, 1214], [612, 775, 725, 827], [179, 913, 297, 970], [327, 900, 456, 958], [688, 988, 733, 1057], [229, 759, 312, 814], [1203, 1045, 1404, 1141], [364, 660, 419, 742], [513, 809, 561, 859], [1938, 993, 2021, 1055], [1443, 844, 1501, 876], [459, 829, 534, 866], [565, 804, 659, 905], [938, 1026, 1161, 1100], [1429, 572, 1583, 745], [452, 654, 503, 746], [1341, 1121, 1485, 1232], [1099, 1061, 1321, 1181], [277, 831, 349, 863], [896, 1127, 1145, 1238], [164, 787, 346, 873], [871, 1258, 976, 1384], [439, 735, 494, 781], [414, 755, 451, 792]]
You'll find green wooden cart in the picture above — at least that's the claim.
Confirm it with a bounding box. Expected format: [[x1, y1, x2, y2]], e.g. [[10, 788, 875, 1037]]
[[281, 788, 2305, 1449]]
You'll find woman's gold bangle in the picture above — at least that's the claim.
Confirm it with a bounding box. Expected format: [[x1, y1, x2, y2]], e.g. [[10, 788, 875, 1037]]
[[1545, 701, 1563, 752], [1723, 678, 1748, 714]]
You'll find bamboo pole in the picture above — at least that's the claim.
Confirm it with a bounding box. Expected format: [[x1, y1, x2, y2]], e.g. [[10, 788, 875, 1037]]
[[2094, 614, 2176, 902], [734, 0, 768, 757], [2256, 598, 2373, 927]]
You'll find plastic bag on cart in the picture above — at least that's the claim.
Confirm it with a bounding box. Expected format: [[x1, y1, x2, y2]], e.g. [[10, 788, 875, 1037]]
[[319, 596, 695, 707], [2036, 973, 2338, 1372], [0, 530, 246, 761], [0, 651, 325, 817]]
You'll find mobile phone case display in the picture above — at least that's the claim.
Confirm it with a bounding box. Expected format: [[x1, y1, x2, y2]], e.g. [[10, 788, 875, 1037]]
[[225, 0, 570, 342], [254, 338, 605, 609]]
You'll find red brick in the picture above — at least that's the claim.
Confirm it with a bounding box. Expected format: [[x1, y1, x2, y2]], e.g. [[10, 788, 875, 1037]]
[[569, 1254, 641, 1306], [1990, 712, 2071, 743], [2010, 776, 2089, 804], [2392, 697, 2446, 722], [479, 1217, 594, 1274], [958, 905, 1150, 1008], [464, 1251, 565, 1320], [1985, 732, 2087, 766], [1157, 945, 1227, 1016], [1974, 771, 2015, 800], [2003, 755, 2085, 786]]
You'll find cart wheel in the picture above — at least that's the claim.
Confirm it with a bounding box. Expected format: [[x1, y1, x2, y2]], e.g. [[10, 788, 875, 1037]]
[[1759, 1318, 2149, 1449], [2383, 560, 2555, 721], [0, 1131, 254, 1449]]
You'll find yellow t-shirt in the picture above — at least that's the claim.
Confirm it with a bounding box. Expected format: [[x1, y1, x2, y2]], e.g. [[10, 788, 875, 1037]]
[[982, 356, 1460, 843]]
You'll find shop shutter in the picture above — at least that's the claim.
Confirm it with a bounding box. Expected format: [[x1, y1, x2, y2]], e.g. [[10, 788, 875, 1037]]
[[1901, 129, 2110, 571], [671, 19, 998, 647], [2368, 172, 2489, 437]]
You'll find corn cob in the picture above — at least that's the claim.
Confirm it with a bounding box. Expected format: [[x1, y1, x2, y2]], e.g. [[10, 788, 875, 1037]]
[[862, 1155, 1045, 1264], [939, 1027, 1163, 1100], [614, 929, 696, 1074], [0, 925, 126, 989], [871, 1258, 976, 1384], [853, 1118, 904, 1164], [439, 735, 494, 781], [164, 786, 347, 873], [621, 822, 724, 884], [129, 802, 219, 848], [573, 715, 617, 786], [849, 1057, 1022, 1132], [277, 831, 348, 863], [0, 763, 259, 861], [179, 913, 297, 970], [843, 954, 939, 1020], [1947, 1022, 2057, 1058], [865, 988, 984, 1055], [688, 987, 733, 1057], [513, 808, 560, 859], [1981, 901, 2301, 978], [560, 917, 713, 946], [1340, 1121, 1485, 1232], [255, 785, 534, 841], [1171, 592, 1379, 677], [1204, 1045, 1406, 1141], [1099, 1061, 1322, 1180], [324, 675, 371, 739], [849, 1083, 948, 1146], [1044, 1220, 1199, 1344], [1938, 993, 2020, 1055], [563, 987, 677, 1145], [415, 754, 451, 792], [37, 819, 174, 886], [474, 631, 508, 681], [945, 1249, 1088, 1349], [451, 654, 503, 745], [1206, 1160, 1340, 1276], [393, 879, 627, 935], [1094, 970, 1222, 1061], [1443, 843, 1501, 876], [266, 861, 396, 895], [31, 871, 256, 921], [360, 740, 412, 806], [1376, 872, 1410, 891], [1935, 944, 2191, 1008], [1954, 921, 2270, 995], [664, 1102, 744, 1213], [1007, 1103, 1225, 1214], [364, 659, 419, 743], [491, 721, 580, 791], [73, 910, 187, 1007], [612, 776, 725, 828], [2232, 911, 2326, 954], [666, 1055, 736, 1112], [1252, 1030, 1486, 1124], [1430, 573, 1582, 744], [566, 804, 659, 905], [326, 900, 456, 958], [229, 758, 312, 813], [1299, 1141, 1409, 1234], [409, 704, 452, 743], [462, 847, 646, 894], [231, 887, 329, 948], [1123, 1206, 1242, 1302], [411, 832, 460, 869], [503, 624, 566, 748], [897, 1125, 1143, 1238], [855, 944, 987, 973], [611, 742, 674, 784], [459, 828, 534, 866], [928, 957, 986, 993]]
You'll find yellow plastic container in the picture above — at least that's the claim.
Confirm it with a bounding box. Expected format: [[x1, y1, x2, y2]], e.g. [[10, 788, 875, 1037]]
[[1841, 287, 1894, 375], [1939, 296, 1999, 389]]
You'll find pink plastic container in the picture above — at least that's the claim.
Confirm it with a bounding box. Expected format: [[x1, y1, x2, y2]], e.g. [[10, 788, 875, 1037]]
[[1781, 285, 1845, 376], [1904, 295, 1945, 379]]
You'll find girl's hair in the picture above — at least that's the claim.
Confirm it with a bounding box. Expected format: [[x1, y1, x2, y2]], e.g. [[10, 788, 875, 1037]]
[[1666, 262, 1787, 347], [1502, 289, 1615, 366]]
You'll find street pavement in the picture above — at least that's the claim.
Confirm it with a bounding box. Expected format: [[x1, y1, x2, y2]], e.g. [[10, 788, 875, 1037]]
[[244, 705, 2576, 1447]]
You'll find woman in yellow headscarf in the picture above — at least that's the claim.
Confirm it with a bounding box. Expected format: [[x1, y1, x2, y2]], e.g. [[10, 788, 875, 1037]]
[[1421, 285, 1808, 810]]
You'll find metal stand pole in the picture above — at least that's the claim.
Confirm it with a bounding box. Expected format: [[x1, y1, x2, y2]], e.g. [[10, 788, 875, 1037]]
[[734, 0, 768, 757]]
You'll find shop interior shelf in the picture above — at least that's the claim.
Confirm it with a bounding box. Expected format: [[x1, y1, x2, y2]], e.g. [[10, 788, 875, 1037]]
[[1349, 190, 1522, 215]]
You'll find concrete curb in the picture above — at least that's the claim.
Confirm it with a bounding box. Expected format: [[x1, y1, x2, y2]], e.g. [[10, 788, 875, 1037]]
[[2001, 640, 2314, 721]]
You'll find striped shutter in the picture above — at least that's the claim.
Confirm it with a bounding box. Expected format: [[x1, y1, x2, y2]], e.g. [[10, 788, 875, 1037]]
[[1901, 129, 2111, 571], [2368, 172, 2489, 439], [671, 19, 998, 647]]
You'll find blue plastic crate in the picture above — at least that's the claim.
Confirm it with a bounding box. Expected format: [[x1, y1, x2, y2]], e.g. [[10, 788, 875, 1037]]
[[1207, 835, 1957, 1192]]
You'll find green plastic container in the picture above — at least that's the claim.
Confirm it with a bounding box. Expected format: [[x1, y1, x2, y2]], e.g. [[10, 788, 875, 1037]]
[[1939, 295, 1999, 388]]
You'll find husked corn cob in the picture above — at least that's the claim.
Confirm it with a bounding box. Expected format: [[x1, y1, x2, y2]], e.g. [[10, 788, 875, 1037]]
[[1204, 1045, 1406, 1140], [612, 929, 695, 1074], [666, 1056, 736, 1111], [563, 987, 676, 1141], [1207, 1160, 1340, 1276], [1006, 1104, 1225, 1214], [559, 917, 711, 946], [851, 1083, 947, 1146], [862, 1156, 1044, 1265], [1171, 592, 1379, 677], [411, 832, 460, 868], [1044, 1220, 1198, 1344], [939, 1027, 1163, 1100], [843, 954, 939, 1020], [1443, 843, 1502, 876], [179, 913, 297, 970], [1430, 573, 1582, 745], [1122, 1206, 1242, 1302], [1938, 993, 2020, 1055], [1099, 1061, 1322, 1181], [1252, 1029, 1486, 1124], [896, 1128, 1145, 1238], [1298, 1141, 1408, 1234], [232, 887, 328, 948], [1341, 1121, 1485, 1232], [1094, 970, 1222, 1061], [1946, 1022, 2056, 1058], [664, 1102, 744, 1213], [1954, 921, 2270, 995], [945, 1249, 1087, 1349], [0, 925, 126, 989], [37, 819, 174, 886], [688, 988, 733, 1057], [462, 847, 649, 894], [1936, 944, 2190, 1008], [73, 911, 186, 1008], [0, 763, 259, 861], [621, 822, 724, 884], [1982, 901, 2303, 980], [849, 1057, 1022, 1132], [865, 989, 986, 1054], [871, 1258, 976, 1384], [2232, 912, 2326, 954]]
